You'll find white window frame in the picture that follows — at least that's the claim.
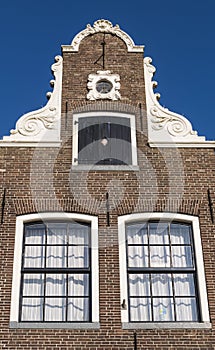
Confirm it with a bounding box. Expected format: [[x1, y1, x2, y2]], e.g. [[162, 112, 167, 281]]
[[118, 212, 211, 329], [10, 212, 99, 329], [72, 111, 138, 169]]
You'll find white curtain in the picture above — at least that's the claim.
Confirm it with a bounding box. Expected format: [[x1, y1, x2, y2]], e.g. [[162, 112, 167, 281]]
[[129, 274, 151, 321], [22, 223, 90, 322], [127, 222, 197, 322], [24, 225, 45, 268]]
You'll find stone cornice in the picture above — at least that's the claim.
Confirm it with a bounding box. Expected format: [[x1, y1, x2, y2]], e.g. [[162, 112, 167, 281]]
[[62, 19, 144, 53]]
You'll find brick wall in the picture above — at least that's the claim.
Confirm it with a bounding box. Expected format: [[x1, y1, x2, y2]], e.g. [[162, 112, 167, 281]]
[[0, 31, 215, 349]]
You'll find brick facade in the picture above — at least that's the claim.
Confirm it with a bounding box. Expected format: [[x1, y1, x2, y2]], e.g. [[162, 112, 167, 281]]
[[0, 20, 215, 349]]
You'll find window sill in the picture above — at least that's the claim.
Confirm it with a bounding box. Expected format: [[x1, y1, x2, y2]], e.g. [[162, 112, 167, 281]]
[[122, 322, 212, 329], [71, 165, 139, 171], [9, 322, 100, 329]]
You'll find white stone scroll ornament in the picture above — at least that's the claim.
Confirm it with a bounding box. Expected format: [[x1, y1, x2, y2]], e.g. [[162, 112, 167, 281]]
[[87, 70, 121, 101], [63, 19, 144, 53], [143, 56, 208, 146], [2, 55, 63, 144]]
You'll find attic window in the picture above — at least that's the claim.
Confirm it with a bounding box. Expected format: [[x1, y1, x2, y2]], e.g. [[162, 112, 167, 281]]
[[72, 112, 137, 167]]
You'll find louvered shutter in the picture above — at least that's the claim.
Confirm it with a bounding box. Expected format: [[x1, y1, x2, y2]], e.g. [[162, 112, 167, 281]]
[[78, 116, 132, 165]]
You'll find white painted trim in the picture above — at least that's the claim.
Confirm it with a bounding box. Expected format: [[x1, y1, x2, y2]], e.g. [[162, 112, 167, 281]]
[[118, 212, 210, 324], [72, 111, 137, 166], [0, 141, 61, 148], [149, 141, 215, 148], [10, 212, 99, 324]]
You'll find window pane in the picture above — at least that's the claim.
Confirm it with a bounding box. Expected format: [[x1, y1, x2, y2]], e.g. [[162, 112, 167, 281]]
[[68, 274, 89, 296], [23, 274, 44, 296], [150, 246, 170, 267], [126, 224, 148, 244], [68, 246, 89, 268], [25, 224, 45, 245], [46, 245, 67, 268], [68, 298, 89, 321], [149, 223, 169, 245], [46, 274, 67, 296], [170, 223, 191, 245], [173, 274, 196, 296], [21, 297, 43, 321], [172, 246, 193, 267], [129, 297, 152, 321], [24, 245, 45, 268], [127, 246, 149, 267], [129, 274, 150, 297], [153, 297, 174, 321], [68, 223, 89, 245], [78, 116, 132, 165], [45, 298, 66, 321], [22, 221, 92, 323], [126, 220, 199, 323], [151, 274, 173, 296], [175, 297, 198, 321], [47, 223, 67, 245]]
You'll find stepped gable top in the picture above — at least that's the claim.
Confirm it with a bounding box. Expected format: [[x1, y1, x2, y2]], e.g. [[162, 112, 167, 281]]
[[61, 19, 144, 53]]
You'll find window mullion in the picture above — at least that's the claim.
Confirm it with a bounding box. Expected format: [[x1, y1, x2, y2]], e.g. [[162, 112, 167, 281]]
[[43, 225, 48, 322]]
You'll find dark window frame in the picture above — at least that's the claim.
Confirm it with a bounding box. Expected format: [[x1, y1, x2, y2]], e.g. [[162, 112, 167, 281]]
[[19, 221, 92, 323], [77, 115, 132, 165], [126, 221, 200, 323]]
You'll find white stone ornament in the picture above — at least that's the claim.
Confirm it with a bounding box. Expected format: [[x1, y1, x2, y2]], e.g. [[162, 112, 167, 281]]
[[87, 70, 121, 101], [144, 56, 215, 147], [62, 19, 144, 53], [1, 56, 63, 146]]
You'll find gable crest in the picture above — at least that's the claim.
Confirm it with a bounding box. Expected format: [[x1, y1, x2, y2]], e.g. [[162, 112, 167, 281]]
[[62, 19, 144, 53]]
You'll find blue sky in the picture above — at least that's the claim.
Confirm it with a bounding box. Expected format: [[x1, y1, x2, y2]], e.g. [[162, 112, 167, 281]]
[[0, 0, 214, 140]]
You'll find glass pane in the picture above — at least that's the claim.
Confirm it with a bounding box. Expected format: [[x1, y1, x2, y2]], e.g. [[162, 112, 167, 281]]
[[173, 274, 196, 296], [68, 274, 89, 296], [151, 274, 173, 296], [129, 297, 151, 322], [45, 298, 66, 321], [46, 274, 67, 296], [21, 297, 43, 321], [150, 246, 170, 267], [153, 297, 174, 321], [68, 223, 89, 245], [68, 246, 89, 268], [149, 222, 169, 245], [46, 245, 67, 268], [25, 224, 45, 245], [127, 246, 149, 268], [68, 298, 89, 321], [47, 223, 67, 245], [172, 246, 193, 267], [175, 297, 198, 321], [23, 274, 44, 296], [129, 274, 150, 297], [170, 223, 191, 245], [126, 223, 148, 244], [24, 245, 45, 268]]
